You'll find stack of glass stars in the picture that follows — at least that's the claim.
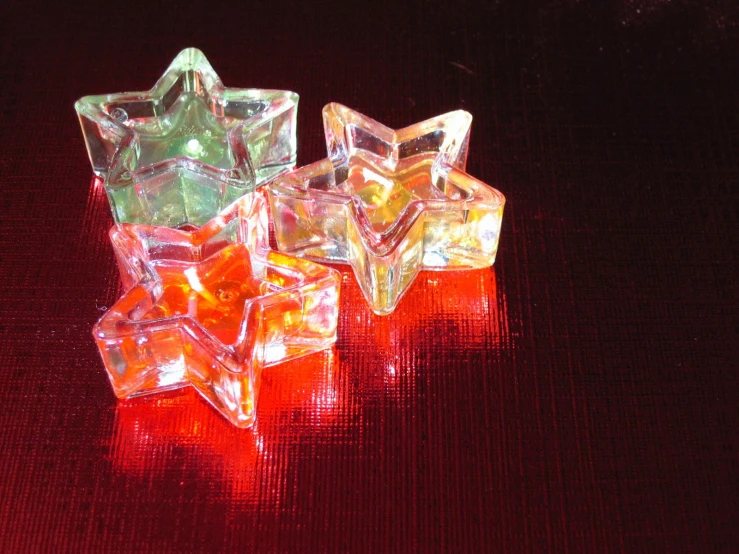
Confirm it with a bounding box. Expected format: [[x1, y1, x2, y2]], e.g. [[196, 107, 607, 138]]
[[76, 48, 505, 428]]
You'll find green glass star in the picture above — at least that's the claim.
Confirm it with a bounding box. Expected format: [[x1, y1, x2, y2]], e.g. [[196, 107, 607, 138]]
[[75, 48, 298, 226]]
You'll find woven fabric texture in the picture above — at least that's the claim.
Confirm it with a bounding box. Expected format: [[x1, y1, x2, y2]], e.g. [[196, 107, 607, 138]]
[[0, 1, 737, 551]]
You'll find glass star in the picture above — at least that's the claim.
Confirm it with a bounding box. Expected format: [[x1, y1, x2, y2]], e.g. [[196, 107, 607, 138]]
[[76, 47, 298, 226], [268, 103, 505, 315], [94, 194, 340, 428]]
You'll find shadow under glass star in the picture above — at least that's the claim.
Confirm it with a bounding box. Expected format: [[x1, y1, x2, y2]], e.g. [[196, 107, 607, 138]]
[[76, 47, 298, 226], [268, 103, 505, 315]]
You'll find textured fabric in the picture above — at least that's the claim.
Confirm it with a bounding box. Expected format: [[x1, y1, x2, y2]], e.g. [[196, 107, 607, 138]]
[[0, 1, 737, 552]]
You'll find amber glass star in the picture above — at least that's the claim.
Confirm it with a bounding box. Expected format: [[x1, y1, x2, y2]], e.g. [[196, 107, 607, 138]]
[[94, 195, 340, 428], [268, 103, 505, 315], [76, 47, 298, 226]]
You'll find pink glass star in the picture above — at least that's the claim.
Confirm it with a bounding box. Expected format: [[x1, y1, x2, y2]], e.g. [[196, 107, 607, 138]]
[[94, 194, 340, 428]]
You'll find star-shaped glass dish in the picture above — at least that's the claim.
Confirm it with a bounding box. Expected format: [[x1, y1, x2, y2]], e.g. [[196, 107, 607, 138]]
[[268, 103, 505, 315], [76, 47, 298, 226], [94, 194, 341, 428]]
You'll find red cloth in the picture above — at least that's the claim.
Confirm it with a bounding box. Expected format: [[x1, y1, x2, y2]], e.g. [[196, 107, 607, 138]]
[[0, 1, 737, 551]]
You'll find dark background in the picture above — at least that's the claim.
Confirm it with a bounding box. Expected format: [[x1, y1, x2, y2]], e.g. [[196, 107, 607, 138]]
[[1, 0, 737, 552]]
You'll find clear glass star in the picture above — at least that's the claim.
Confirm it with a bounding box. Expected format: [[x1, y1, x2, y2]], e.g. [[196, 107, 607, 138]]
[[76, 47, 298, 226], [268, 103, 505, 315]]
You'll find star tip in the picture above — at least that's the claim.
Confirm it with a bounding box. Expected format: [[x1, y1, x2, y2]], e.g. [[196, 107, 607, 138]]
[[442, 109, 473, 123], [166, 47, 215, 74], [73, 94, 103, 117], [271, 89, 300, 107], [110, 222, 138, 242], [322, 102, 350, 116], [458, 109, 473, 121], [493, 188, 507, 207], [173, 46, 207, 59], [322, 103, 363, 130], [108, 225, 122, 240]]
